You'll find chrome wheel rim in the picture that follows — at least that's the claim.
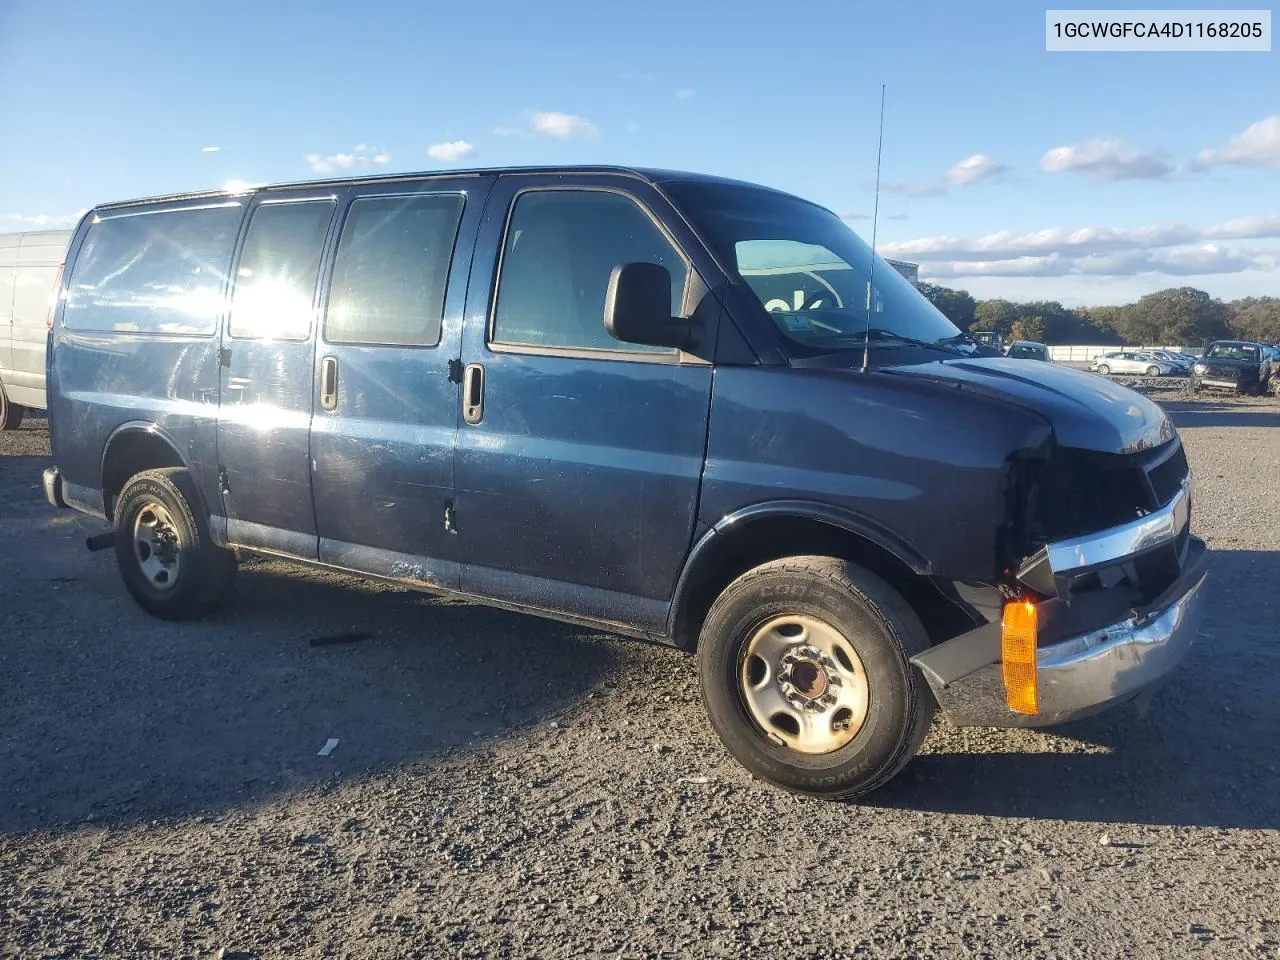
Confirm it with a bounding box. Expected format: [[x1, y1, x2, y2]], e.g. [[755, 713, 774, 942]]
[[739, 614, 870, 755], [133, 501, 182, 591]]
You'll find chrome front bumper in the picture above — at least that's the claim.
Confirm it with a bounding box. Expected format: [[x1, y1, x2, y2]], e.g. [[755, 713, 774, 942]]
[[913, 560, 1207, 727], [913, 471, 1208, 728]]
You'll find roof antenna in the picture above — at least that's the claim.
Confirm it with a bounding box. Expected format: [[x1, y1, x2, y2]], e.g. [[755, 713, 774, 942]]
[[861, 84, 886, 375]]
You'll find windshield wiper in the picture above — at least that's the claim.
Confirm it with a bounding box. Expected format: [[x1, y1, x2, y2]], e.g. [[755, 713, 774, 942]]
[[851, 329, 966, 354]]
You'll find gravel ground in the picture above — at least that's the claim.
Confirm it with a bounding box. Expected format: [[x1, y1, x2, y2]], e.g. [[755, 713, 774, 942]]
[[1, 399, 1277, 960]]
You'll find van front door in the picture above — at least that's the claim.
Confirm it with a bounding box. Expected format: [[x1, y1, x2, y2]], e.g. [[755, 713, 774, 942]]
[[453, 176, 714, 632], [216, 192, 338, 557], [307, 178, 493, 589]]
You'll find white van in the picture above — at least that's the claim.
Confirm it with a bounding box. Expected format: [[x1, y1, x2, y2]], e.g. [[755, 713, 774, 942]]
[[0, 229, 72, 428]]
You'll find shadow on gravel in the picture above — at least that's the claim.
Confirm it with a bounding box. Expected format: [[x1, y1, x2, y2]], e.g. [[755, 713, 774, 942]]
[[0, 558, 622, 836], [875, 549, 1280, 830], [1162, 400, 1280, 429]]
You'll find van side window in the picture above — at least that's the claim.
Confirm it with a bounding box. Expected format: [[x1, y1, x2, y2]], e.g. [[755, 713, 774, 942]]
[[63, 204, 242, 335], [325, 193, 464, 347], [230, 200, 335, 341], [492, 190, 687, 354]]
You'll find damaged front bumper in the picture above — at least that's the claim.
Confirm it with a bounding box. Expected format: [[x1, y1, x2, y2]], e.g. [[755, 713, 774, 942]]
[[913, 479, 1208, 727]]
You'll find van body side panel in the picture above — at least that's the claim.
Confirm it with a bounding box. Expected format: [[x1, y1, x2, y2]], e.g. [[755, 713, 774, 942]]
[[51, 332, 222, 499], [8, 231, 72, 408], [698, 366, 1053, 583], [50, 203, 244, 513], [0, 234, 18, 386]]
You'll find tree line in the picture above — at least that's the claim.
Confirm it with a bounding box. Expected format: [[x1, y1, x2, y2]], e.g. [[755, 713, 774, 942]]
[[916, 283, 1280, 347]]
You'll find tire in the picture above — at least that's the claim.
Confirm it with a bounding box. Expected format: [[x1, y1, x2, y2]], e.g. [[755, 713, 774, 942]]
[[697, 556, 934, 800], [113, 467, 236, 620], [1096, 364, 1110, 376], [0, 382, 24, 431], [1145, 366, 1160, 377]]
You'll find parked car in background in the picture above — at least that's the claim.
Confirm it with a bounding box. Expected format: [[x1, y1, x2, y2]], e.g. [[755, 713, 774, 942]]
[[1090, 351, 1177, 377], [0, 230, 72, 428], [971, 330, 1004, 352], [1004, 340, 1050, 361], [1147, 350, 1193, 374], [42, 165, 1206, 799], [1191, 340, 1274, 395]]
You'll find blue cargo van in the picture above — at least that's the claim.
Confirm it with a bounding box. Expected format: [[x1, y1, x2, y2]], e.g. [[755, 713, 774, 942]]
[[43, 167, 1207, 797]]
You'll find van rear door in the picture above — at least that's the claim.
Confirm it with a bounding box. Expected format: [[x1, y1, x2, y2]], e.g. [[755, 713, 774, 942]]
[[307, 176, 494, 589], [217, 191, 338, 557]]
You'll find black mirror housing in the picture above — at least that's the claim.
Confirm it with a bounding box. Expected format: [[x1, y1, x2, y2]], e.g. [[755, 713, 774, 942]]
[[604, 262, 695, 350]]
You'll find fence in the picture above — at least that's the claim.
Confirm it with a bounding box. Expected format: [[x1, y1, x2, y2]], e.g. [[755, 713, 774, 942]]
[[1047, 344, 1202, 362]]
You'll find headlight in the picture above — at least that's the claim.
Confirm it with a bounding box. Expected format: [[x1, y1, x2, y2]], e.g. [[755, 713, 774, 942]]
[[1193, 363, 1206, 374]]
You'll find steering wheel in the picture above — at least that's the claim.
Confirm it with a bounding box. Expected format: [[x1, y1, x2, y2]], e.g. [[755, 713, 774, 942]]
[[801, 289, 842, 310]]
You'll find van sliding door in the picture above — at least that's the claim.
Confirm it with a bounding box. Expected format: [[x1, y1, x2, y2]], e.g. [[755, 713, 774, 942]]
[[216, 193, 337, 557], [307, 176, 495, 589]]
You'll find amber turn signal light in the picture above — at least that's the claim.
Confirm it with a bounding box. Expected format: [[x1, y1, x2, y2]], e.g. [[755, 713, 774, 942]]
[[1001, 600, 1039, 715]]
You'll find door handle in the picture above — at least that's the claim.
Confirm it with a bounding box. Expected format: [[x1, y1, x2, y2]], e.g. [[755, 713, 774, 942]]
[[320, 355, 338, 411], [462, 363, 485, 424]]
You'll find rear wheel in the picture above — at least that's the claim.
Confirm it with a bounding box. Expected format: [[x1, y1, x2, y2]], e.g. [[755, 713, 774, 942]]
[[1096, 364, 1111, 376], [1146, 365, 1161, 377], [113, 467, 236, 619], [697, 556, 934, 799], [0, 382, 24, 430]]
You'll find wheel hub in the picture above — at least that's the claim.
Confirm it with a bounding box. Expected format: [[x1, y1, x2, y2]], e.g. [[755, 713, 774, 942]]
[[788, 658, 827, 699], [740, 615, 871, 755], [133, 501, 182, 591]]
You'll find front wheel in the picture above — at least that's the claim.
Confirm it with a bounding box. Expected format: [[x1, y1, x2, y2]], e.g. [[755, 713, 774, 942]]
[[697, 556, 934, 799], [0, 382, 23, 430], [113, 467, 236, 619], [1146, 365, 1161, 377], [1096, 364, 1111, 376]]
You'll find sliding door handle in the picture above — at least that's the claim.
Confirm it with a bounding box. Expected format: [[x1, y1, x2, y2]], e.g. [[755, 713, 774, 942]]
[[320, 355, 338, 411], [462, 363, 485, 424]]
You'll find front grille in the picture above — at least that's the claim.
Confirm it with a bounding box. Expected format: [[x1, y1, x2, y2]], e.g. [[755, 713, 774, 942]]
[[1145, 440, 1189, 507], [1204, 365, 1241, 380]]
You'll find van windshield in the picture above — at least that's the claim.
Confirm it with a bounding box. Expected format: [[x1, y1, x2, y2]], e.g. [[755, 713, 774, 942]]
[[663, 181, 970, 359], [1205, 343, 1258, 362]]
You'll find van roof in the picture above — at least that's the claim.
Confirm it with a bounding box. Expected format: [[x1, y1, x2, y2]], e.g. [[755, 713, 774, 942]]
[[91, 166, 812, 214]]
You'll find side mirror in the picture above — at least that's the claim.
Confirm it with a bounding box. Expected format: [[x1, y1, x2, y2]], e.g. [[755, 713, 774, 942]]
[[604, 262, 695, 350]]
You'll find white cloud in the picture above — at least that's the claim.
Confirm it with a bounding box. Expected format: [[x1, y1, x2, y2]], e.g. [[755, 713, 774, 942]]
[[841, 212, 870, 221], [886, 213, 1280, 282], [674, 88, 696, 100], [886, 153, 1004, 197], [306, 146, 390, 174], [1196, 115, 1280, 169], [944, 154, 1005, 187], [201, 145, 221, 153], [0, 211, 86, 228], [921, 246, 1276, 280], [531, 111, 598, 139], [882, 214, 1280, 263], [1040, 138, 1172, 180], [427, 140, 475, 162]]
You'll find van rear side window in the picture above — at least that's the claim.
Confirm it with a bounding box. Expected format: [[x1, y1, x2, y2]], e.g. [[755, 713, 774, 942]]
[[63, 203, 242, 335], [230, 199, 335, 341], [324, 193, 465, 347]]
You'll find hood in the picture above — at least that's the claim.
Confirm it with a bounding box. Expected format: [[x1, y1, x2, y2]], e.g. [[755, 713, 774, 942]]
[[884, 357, 1175, 454], [1197, 357, 1254, 371]]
